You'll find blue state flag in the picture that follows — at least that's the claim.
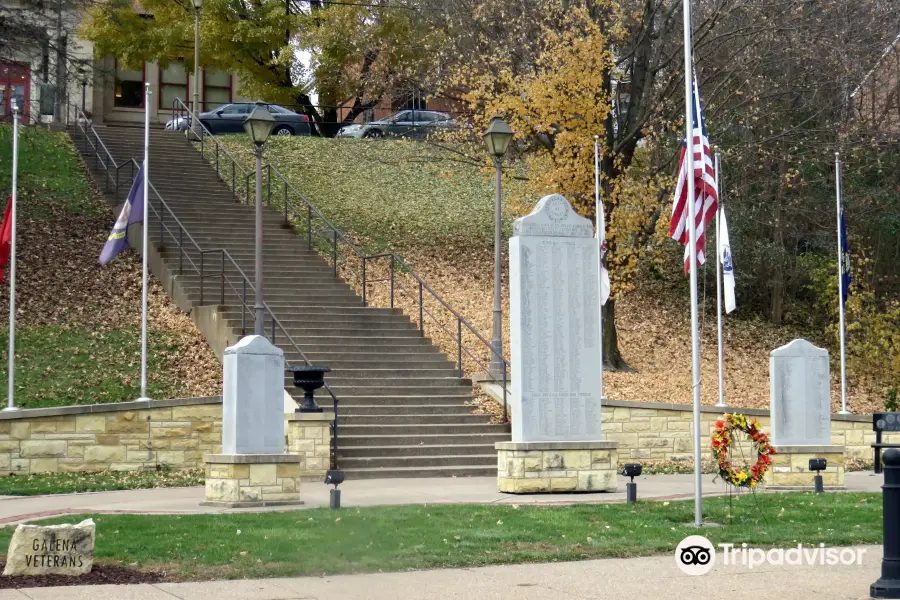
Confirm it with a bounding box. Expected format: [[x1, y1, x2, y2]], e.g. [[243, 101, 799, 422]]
[[840, 210, 851, 306], [99, 167, 144, 266]]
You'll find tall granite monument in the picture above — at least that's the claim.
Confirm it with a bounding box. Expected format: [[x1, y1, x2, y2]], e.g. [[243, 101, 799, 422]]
[[765, 338, 845, 489], [496, 194, 618, 493]]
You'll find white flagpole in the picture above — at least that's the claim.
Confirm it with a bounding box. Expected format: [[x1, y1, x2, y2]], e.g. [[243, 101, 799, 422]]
[[682, 0, 703, 527], [714, 151, 725, 408], [139, 84, 151, 401], [594, 136, 604, 408], [835, 152, 849, 414], [5, 102, 20, 412]]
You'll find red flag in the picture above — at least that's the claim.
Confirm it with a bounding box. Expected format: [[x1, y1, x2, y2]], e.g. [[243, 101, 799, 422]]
[[0, 196, 13, 283]]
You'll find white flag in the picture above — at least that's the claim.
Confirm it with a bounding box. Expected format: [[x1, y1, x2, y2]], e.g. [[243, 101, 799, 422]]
[[718, 208, 736, 313], [595, 221, 611, 306]]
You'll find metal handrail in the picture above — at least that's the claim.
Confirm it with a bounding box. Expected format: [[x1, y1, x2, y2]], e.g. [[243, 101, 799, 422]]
[[73, 110, 342, 467], [263, 160, 510, 421]]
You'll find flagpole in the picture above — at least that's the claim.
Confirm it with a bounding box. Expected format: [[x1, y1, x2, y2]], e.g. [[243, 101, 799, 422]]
[[594, 136, 604, 409], [682, 0, 703, 527], [138, 84, 151, 402], [5, 102, 20, 412], [835, 152, 849, 414], [714, 151, 725, 408]]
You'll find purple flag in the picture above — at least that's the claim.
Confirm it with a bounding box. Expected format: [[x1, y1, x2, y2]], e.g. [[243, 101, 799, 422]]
[[99, 167, 144, 265]]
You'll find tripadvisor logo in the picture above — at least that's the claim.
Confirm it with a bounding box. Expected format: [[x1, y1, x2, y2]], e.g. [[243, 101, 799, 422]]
[[675, 536, 867, 575]]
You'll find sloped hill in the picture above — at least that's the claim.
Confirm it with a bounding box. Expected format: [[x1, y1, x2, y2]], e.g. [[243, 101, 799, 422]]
[[0, 125, 220, 408], [221, 134, 882, 415]]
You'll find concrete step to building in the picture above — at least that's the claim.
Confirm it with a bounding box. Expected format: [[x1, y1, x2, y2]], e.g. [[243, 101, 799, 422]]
[[279, 340, 434, 353], [336, 404, 476, 416], [337, 454, 497, 469], [339, 465, 497, 479], [285, 353, 453, 365], [337, 443, 494, 458], [326, 376, 471, 387], [340, 414, 494, 425], [339, 423, 504, 436], [338, 434, 508, 449], [309, 395, 474, 406], [325, 385, 473, 397], [292, 370, 464, 383]]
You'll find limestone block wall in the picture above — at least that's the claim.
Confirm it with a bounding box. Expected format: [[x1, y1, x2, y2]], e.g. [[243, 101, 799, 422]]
[[600, 400, 891, 465], [0, 398, 223, 474], [286, 414, 334, 480]]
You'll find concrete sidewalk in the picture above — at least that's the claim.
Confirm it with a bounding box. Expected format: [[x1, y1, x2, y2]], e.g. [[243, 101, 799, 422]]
[[0, 545, 881, 599], [0, 471, 883, 525]]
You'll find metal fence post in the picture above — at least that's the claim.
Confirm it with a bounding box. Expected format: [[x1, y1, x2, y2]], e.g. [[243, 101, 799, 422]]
[[361, 256, 367, 307], [332, 231, 338, 277], [390, 255, 395, 309], [418, 281, 424, 333], [200, 252, 205, 306], [179, 228, 184, 274], [502, 361, 508, 423], [307, 206, 313, 250], [221, 251, 225, 305], [266, 164, 271, 206], [457, 318, 463, 376], [241, 279, 247, 336]]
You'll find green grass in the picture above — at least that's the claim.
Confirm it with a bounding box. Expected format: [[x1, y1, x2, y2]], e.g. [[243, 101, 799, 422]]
[[0, 492, 881, 579], [0, 469, 204, 496], [0, 326, 188, 409], [220, 135, 528, 252], [0, 125, 99, 219]]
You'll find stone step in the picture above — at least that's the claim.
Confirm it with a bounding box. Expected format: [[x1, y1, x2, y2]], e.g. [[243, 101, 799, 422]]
[[315, 395, 474, 406], [336, 405, 476, 416], [337, 454, 497, 469], [339, 465, 497, 479], [339, 414, 493, 425], [325, 386, 473, 396], [337, 443, 494, 457], [290, 370, 464, 382], [337, 433, 508, 448], [339, 423, 506, 436]]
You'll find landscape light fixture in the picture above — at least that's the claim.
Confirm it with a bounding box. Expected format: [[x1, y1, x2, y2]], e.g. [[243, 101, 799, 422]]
[[325, 469, 345, 510], [622, 463, 643, 504], [243, 103, 275, 147], [191, 0, 203, 137], [809, 458, 827, 493], [483, 116, 513, 381], [482, 116, 513, 160]]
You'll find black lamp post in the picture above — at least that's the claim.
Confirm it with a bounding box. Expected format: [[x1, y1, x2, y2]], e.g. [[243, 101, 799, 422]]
[[483, 116, 513, 380], [243, 103, 275, 337], [287, 365, 331, 413]]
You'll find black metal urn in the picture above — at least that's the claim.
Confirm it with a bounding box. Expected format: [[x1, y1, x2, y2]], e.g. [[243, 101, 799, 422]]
[[287, 365, 331, 413]]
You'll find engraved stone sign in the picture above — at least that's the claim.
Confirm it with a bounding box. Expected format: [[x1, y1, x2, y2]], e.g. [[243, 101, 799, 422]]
[[769, 339, 831, 446], [3, 519, 95, 576], [509, 194, 602, 442]]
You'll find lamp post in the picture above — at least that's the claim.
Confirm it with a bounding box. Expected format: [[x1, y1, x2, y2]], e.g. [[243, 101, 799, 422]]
[[243, 103, 275, 336], [191, 0, 202, 137], [483, 116, 513, 380]]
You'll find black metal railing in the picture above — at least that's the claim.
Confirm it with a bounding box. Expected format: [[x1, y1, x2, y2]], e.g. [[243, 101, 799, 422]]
[[72, 103, 342, 468], [171, 98, 510, 423]]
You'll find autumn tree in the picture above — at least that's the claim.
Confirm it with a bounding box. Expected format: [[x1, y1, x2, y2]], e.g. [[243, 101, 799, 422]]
[[81, 0, 434, 135]]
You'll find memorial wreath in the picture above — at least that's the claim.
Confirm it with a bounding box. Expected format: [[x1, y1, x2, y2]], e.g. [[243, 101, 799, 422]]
[[711, 413, 776, 488]]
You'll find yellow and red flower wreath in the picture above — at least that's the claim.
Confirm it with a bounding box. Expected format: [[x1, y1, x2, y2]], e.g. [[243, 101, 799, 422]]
[[711, 413, 776, 488]]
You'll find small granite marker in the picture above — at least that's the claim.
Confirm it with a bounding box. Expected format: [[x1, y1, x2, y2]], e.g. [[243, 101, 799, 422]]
[[3, 518, 95, 576]]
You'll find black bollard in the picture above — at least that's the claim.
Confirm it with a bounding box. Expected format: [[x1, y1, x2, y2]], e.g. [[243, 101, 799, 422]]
[[626, 482, 637, 504], [871, 449, 900, 598], [814, 474, 824, 493]]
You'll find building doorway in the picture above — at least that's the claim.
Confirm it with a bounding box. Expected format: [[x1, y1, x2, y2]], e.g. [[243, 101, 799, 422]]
[[0, 62, 30, 122]]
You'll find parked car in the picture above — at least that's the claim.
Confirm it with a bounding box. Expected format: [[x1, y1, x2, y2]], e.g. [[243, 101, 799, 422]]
[[336, 110, 456, 139], [166, 103, 311, 136]]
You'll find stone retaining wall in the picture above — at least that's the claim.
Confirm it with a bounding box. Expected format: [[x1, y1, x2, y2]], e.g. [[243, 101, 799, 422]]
[[601, 400, 890, 464], [0, 398, 223, 474]]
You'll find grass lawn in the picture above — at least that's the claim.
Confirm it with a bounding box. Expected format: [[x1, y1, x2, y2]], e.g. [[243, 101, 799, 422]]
[[0, 492, 880, 580], [0, 326, 191, 409], [0, 125, 98, 219], [220, 135, 528, 252], [0, 469, 203, 496]]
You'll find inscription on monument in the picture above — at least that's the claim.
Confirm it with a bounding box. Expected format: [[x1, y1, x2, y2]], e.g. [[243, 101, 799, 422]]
[[769, 339, 831, 446], [509, 194, 602, 442]]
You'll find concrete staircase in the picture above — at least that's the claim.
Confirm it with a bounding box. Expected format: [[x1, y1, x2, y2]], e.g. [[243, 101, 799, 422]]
[[69, 124, 510, 479]]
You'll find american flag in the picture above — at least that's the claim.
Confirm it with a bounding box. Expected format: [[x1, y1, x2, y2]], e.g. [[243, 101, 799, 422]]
[[669, 76, 718, 273]]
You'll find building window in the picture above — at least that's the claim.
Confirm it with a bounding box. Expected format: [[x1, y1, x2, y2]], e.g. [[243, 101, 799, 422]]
[[203, 70, 231, 110], [159, 60, 189, 110], [114, 63, 144, 108]]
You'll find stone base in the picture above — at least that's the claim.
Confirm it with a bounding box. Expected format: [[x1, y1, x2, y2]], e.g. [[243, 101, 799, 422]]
[[286, 413, 335, 481], [764, 445, 845, 490], [203, 453, 303, 506], [496, 441, 619, 493]]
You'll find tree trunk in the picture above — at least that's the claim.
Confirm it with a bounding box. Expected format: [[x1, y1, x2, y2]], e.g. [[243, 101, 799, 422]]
[[602, 299, 633, 372]]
